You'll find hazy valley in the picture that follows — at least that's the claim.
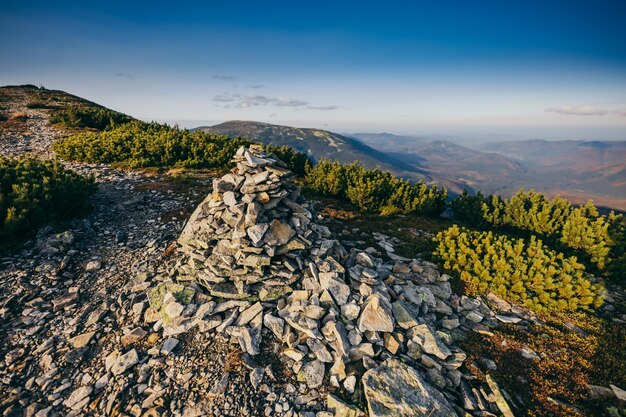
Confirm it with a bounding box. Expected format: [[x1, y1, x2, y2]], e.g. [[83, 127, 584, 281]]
[[195, 122, 626, 211]]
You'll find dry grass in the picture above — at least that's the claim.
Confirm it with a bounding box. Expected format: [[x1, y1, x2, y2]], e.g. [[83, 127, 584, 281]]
[[460, 312, 626, 417], [224, 345, 244, 372], [321, 205, 360, 220], [9, 112, 28, 121]]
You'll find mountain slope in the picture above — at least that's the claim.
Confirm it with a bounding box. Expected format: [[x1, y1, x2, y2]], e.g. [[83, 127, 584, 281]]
[[194, 121, 445, 182], [351, 132, 526, 194], [196, 121, 423, 170]]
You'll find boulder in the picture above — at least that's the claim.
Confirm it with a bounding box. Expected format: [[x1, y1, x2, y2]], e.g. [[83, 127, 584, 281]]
[[362, 358, 457, 417]]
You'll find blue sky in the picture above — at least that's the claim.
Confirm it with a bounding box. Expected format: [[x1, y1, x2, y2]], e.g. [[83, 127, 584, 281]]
[[1, 0, 626, 140]]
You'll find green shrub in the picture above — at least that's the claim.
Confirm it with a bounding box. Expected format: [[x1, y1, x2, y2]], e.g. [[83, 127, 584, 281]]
[[52, 118, 315, 176], [53, 118, 446, 216], [433, 225, 603, 312], [305, 159, 447, 216], [607, 212, 626, 285], [0, 157, 95, 248], [50, 106, 133, 131], [343, 163, 397, 212], [449, 190, 489, 227], [450, 190, 613, 270], [53, 121, 251, 169], [303, 160, 346, 196]]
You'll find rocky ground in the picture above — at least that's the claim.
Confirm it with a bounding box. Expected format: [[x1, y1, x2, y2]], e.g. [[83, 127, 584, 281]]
[[0, 87, 60, 158], [0, 89, 345, 417], [1, 87, 624, 417]]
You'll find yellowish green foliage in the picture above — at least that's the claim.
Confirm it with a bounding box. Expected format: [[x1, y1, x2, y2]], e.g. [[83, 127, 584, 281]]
[[452, 190, 614, 270], [305, 160, 447, 216], [434, 225, 603, 312], [606, 212, 626, 284]]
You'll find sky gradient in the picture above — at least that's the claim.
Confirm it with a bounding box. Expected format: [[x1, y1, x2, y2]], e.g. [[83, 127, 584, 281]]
[[1, 0, 626, 141]]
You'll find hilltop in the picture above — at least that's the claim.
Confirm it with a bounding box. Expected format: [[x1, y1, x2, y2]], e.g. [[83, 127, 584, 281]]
[[1, 85, 625, 417]]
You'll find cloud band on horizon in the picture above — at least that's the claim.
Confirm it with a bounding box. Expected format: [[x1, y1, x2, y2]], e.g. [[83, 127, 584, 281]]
[[546, 105, 608, 116]]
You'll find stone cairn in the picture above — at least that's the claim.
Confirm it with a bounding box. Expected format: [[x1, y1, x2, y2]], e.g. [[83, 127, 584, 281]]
[[166, 145, 515, 416]]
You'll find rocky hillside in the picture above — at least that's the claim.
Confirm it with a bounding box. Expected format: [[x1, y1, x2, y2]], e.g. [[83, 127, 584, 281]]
[[0, 89, 516, 416], [1, 85, 625, 417]]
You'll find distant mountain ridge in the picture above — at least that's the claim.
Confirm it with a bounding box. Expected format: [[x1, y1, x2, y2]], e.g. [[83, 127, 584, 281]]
[[350, 132, 526, 194], [194, 121, 481, 191], [194, 121, 425, 173], [478, 139, 626, 211], [350, 133, 626, 211]]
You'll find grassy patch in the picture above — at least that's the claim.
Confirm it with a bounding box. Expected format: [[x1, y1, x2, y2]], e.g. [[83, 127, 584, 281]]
[[316, 196, 451, 261], [131, 168, 216, 195]]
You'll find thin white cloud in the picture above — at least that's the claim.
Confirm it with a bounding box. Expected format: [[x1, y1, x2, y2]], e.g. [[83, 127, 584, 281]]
[[546, 105, 608, 116], [212, 93, 240, 103], [308, 105, 341, 110], [213, 74, 237, 81], [245, 84, 265, 89], [615, 108, 626, 117], [212, 93, 341, 111]]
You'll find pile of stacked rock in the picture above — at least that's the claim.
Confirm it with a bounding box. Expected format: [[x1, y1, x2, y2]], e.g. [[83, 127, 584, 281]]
[[166, 146, 514, 416]]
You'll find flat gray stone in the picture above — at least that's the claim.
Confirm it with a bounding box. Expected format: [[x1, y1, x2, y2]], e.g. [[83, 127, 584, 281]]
[[362, 358, 456, 417], [160, 337, 179, 355], [358, 294, 394, 333], [111, 349, 139, 375], [263, 219, 295, 246], [410, 324, 451, 360]]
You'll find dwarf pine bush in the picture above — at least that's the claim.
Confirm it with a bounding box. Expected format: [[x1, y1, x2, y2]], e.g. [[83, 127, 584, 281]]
[[433, 225, 603, 312], [304, 159, 447, 216], [450, 190, 614, 270], [607, 212, 626, 284], [0, 157, 95, 247], [53, 121, 251, 169], [50, 106, 133, 131], [54, 118, 446, 216], [53, 120, 314, 177]]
